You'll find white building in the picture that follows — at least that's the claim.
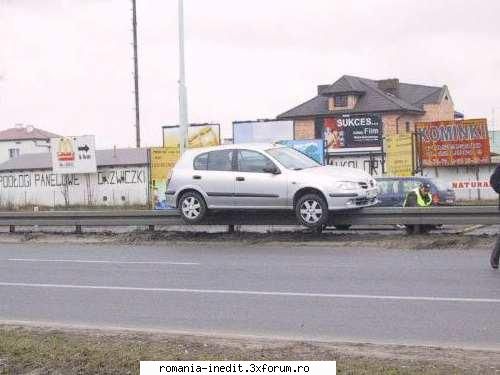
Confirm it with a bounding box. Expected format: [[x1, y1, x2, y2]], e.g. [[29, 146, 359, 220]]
[[0, 148, 149, 208], [0, 125, 60, 164]]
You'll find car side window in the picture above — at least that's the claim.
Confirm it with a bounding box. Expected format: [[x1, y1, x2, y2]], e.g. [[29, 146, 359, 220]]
[[237, 150, 275, 173], [402, 180, 420, 193], [207, 150, 234, 171], [193, 153, 208, 170]]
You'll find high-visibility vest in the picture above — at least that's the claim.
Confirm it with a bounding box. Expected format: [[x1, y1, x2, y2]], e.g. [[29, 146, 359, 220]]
[[404, 188, 432, 207]]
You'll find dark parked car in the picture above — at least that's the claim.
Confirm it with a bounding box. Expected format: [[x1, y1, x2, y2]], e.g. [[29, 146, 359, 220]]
[[375, 176, 456, 207]]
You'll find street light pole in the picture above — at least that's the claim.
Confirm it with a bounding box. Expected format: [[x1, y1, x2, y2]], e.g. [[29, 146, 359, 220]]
[[131, 0, 141, 148], [178, 0, 189, 154]]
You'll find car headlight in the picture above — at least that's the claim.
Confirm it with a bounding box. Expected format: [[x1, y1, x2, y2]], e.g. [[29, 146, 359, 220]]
[[338, 181, 359, 190]]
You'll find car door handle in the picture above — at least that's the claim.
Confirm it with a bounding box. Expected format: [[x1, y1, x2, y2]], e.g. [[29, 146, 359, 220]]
[[236, 177, 245, 181], [193, 175, 201, 180]]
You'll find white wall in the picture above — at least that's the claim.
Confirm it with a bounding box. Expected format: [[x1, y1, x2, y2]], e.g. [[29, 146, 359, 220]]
[[422, 164, 498, 201], [0, 165, 149, 208], [0, 139, 51, 164], [328, 154, 385, 176]]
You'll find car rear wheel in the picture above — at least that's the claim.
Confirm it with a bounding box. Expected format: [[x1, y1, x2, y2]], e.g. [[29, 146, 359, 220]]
[[178, 191, 207, 224], [295, 193, 328, 228]]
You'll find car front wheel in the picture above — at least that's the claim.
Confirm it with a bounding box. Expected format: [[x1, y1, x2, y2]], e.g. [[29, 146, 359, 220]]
[[295, 193, 329, 228], [178, 191, 207, 224]]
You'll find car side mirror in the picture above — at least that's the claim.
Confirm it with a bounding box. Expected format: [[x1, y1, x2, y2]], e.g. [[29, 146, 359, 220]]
[[263, 166, 280, 175]]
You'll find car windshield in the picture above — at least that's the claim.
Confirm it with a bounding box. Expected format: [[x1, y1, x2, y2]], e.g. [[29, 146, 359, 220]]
[[266, 147, 320, 170]]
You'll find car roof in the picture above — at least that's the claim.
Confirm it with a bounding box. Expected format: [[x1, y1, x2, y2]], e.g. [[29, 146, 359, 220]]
[[186, 143, 284, 154]]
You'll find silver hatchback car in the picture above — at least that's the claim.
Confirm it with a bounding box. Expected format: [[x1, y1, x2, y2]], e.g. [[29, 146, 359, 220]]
[[166, 144, 378, 228]]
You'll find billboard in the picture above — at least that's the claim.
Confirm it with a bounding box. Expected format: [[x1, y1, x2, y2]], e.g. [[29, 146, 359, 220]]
[[278, 140, 325, 164], [416, 118, 491, 166], [324, 114, 382, 153], [294, 120, 315, 140], [163, 124, 220, 149], [51, 135, 97, 174], [385, 134, 413, 176], [149, 147, 180, 209], [233, 120, 294, 143]]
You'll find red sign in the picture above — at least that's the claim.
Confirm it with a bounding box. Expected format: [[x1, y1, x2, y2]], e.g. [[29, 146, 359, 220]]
[[416, 119, 490, 167]]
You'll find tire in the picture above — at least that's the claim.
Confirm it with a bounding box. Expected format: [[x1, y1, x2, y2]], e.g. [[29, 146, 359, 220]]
[[295, 193, 329, 228], [334, 224, 351, 230], [178, 191, 207, 224]]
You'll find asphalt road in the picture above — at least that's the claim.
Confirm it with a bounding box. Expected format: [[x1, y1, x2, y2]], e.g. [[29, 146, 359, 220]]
[[0, 242, 499, 350]]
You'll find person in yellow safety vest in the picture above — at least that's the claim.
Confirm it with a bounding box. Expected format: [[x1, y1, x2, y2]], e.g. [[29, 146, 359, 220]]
[[403, 182, 433, 234], [403, 182, 432, 207]]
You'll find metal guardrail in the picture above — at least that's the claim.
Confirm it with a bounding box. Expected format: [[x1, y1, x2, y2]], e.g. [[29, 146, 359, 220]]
[[0, 207, 498, 232]]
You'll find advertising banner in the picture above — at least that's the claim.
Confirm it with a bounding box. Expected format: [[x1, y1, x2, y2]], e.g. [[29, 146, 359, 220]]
[[385, 134, 413, 176], [416, 118, 491, 166], [324, 114, 382, 153], [233, 120, 294, 143], [51, 135, 97, 174], [149, 147, 180, 209], [294, 120, 315, 140], [451, 180, 492, 190], [163, 124, 220, 149], [278, 140, 325, 164]]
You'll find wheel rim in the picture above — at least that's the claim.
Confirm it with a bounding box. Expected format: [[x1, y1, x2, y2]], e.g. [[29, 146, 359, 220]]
[[181, 196, 201, 219], [299, 199, 323, 224]]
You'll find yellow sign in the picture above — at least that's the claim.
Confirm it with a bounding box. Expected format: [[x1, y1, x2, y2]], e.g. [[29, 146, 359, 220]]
[[386, 134, 413, 176], [150, 147, 180, 209], [163, 124, 220, 149]]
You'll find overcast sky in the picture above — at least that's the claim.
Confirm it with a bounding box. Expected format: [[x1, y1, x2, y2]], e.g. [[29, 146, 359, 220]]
[[1, 0, 500, 149]]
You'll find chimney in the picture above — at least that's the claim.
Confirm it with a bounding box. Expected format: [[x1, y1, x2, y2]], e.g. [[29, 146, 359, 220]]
[[317, 84, 330, 95], [377, 78, 399, 96]]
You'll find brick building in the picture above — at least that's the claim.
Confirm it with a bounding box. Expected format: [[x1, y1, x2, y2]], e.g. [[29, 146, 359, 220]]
[[277, 75, 463, 173]]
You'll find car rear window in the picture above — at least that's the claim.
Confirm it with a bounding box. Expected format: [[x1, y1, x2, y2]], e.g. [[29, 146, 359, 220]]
[[430, 179, 451, 190], [193, 153, 208, 170]]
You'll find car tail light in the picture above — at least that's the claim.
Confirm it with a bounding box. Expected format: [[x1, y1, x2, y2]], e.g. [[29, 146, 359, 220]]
[[432, 193, 440, 205]]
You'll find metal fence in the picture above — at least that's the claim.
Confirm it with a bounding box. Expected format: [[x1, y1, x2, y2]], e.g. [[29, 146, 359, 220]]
[[0, 207, 498, 233]]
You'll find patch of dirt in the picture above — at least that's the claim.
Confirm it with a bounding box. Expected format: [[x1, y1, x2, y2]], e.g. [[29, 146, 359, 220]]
[[0, 230, 496, 250]]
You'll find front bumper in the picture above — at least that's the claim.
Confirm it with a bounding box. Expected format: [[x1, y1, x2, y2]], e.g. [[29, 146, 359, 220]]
[[327, 188, 378, 210]]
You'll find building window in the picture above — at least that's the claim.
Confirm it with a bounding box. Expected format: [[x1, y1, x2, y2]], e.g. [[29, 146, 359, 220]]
[[405, 121, 411, 133], [8, 148, 20, 159], [334, 95, 348, 107]]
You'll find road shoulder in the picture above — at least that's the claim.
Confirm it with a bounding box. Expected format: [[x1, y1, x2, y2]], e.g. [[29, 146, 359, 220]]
[[1, 324, 499, 375]]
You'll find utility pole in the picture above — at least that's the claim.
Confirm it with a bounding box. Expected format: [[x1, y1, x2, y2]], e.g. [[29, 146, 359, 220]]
[[132, 0, 141, 148], [178, 0, 189, 154]]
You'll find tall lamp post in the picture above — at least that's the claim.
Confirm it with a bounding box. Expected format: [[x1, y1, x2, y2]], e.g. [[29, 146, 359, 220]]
[[178, 0, 189, 154], [131, 0, 141, 148]]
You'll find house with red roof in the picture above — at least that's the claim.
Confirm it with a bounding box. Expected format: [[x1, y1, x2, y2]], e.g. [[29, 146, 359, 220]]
[[0, 124, 60, 164]]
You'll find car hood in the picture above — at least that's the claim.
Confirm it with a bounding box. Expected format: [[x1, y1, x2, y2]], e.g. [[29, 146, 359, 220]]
[[294, 166, 373, 182]]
